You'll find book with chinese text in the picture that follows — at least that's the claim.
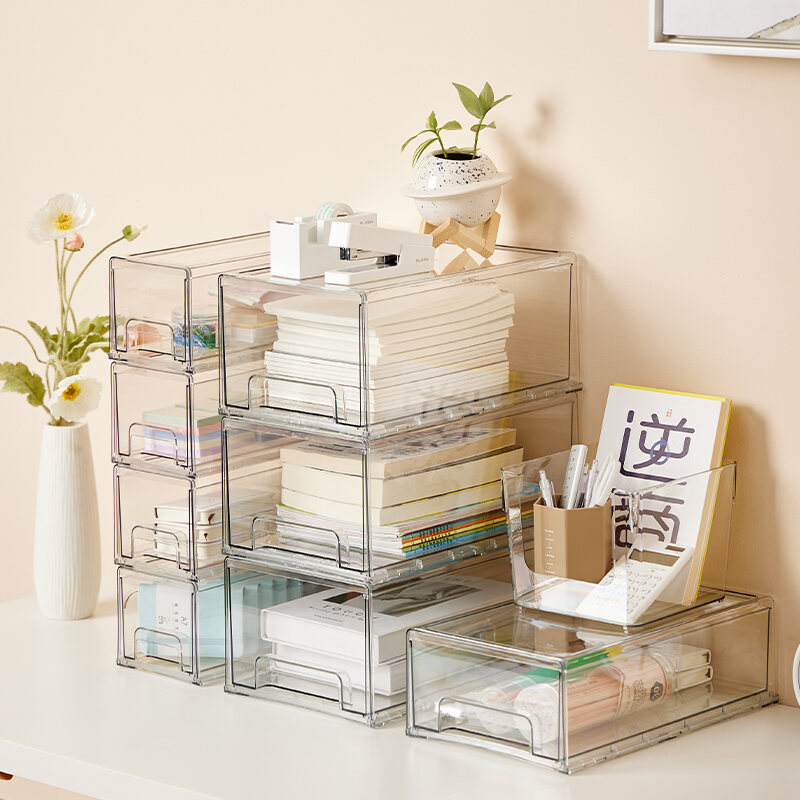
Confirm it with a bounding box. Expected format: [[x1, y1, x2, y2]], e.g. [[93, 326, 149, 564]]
[[596, 384, 731, 604]]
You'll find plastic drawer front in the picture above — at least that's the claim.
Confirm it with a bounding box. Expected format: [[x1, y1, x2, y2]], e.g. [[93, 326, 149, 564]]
[[222, 394, 578, 582], [109, 231, 270, 373], [219, 245, 579, 437], [407, 593, 776, 773], [224, 554, 513, 726]]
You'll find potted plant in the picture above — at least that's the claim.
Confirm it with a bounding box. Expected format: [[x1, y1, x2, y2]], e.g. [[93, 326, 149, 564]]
[[402, 82, 512, 227], [0, 193, 145, 619]]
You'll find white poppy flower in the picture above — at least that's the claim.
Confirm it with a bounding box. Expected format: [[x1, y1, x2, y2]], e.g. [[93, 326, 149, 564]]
[[27, 193, 96, 243], [46, 375, 102, 423]]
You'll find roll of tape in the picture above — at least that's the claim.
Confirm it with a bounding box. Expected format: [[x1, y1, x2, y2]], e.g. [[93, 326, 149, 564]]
[[317, 201, 354, 220]]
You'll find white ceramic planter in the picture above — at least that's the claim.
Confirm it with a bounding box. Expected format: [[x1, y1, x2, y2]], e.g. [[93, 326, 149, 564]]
[[403, 152, 511, 227], [33, 422, 101, 620]]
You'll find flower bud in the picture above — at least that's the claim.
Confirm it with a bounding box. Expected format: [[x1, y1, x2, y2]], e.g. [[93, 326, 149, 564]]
[[122, 224, 147, 242], [64, 232, 85, 251]]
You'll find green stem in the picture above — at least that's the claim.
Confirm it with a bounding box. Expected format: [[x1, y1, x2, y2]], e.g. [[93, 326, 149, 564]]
[[54, 240, 67, 361], [64, 236, 124, 326], [473, 113, 486, 158], [0, 326, 47, 364], [434, 128, 448, 158], [63, 250, 77, 328]]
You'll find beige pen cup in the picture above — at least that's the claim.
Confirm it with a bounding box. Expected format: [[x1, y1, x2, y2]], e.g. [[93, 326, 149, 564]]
[[532, 497, 613, 584]]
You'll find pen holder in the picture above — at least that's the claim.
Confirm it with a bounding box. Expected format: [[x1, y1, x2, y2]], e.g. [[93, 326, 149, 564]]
[[532, 497, 612, 584]]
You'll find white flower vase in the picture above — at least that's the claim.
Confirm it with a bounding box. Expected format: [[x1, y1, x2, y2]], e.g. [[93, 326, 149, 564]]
[[33, 422, 101, 620]]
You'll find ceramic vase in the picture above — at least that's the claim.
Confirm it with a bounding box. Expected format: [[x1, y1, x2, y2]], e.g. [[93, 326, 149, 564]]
[[403, 152, 511, 227], [33, 421, 101, 620]]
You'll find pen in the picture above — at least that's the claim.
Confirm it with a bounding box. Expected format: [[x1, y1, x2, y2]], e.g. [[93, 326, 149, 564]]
[[584, 458, 599, 509], [539, 469, 555, 507]]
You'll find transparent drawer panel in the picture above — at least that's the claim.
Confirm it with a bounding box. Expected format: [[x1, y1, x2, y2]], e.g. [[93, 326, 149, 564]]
[[222, 393, 578, 582], [225, 553, 513, 726], [219, 245, 579, 437], [502, 448, 735, 629], [114, 460, 279, 577], [117, 565, 229, 684], [109, 232, 270, 373], [111, 362, 229, 476], [407, 593, 776, 773]]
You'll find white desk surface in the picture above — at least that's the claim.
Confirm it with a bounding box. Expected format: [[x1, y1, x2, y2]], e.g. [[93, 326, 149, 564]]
[[0, 595, 797, 800]]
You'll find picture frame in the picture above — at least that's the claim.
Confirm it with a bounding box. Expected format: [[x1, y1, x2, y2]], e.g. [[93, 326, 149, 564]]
[[649, 0, 800, 58]]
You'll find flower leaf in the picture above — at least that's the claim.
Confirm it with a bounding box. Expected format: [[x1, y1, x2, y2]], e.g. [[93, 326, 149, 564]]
[[492, 93, 512, 108], [452, 83, 485, 118], [446, 147, 474, 157], [58, 316, 111, 369], [0, 361, 45, 408], [401, 130, 429, 152], [440, 120, 462, 131], [470, 121, 496, 133], [479, 82, 494, 110], [27, 321, 59, 355], [412, 137, 437, 166], [427, 110, 438, 130]]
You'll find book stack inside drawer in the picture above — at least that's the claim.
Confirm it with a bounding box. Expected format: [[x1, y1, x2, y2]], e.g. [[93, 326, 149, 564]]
[[224, 552, 513, 725], [110, 233, 271, 684], [221, 394, 578, 580]]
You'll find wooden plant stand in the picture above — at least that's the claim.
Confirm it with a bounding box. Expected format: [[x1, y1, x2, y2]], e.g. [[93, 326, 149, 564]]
[[420, 212, 501, 276]]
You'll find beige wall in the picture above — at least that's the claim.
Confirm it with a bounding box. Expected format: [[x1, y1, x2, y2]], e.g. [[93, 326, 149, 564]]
[[1, 0, 798, 724]]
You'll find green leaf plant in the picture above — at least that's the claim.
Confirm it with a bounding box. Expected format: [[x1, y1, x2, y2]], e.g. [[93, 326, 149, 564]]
[[402, 82, 511, 164], [401, 110, 462, 166]]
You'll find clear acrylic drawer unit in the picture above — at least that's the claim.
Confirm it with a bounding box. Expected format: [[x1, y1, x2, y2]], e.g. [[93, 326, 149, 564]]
[[109, 232, 271, 373], [221, 393, 578, 582], [111, 362, 235, 477], [219, 245, 579, 437], [117, 565, 222, 684], [501, 447, 736, 629], [224, 553, 513, 726], [117, 564, 310, 684], [114, 461, 280, 578], [406, 593, 776, 773]]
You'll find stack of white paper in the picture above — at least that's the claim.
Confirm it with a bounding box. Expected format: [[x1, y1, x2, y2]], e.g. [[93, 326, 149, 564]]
[[262, 282, 514, 423]]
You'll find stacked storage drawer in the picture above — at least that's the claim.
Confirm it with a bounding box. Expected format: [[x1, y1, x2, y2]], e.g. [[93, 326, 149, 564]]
[[217, 244, 582, 723], [110, 232, 278, 684]]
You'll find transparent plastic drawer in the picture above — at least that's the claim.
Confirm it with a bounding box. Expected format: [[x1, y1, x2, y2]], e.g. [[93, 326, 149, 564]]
[[111, 362, 231, 476], [502, 446, 735, 628], [224, 553, 512, 725], [116, 565, 231, 684], [222, 393, 578, 582], [109, 231, 270, 373], [407, 593, 776, 773], [114, 459, 280, 577], [219, 246, 579, 437]]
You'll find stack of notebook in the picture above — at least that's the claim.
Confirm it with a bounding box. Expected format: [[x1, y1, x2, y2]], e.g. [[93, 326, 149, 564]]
[[276, 426, 523, 558], [260, 574, 510, 700], [262, 282, 515, 423]]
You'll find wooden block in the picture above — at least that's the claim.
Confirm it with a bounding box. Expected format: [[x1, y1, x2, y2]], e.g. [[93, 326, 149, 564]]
[[431, 218, 459, 248], [419, 220, 436, 234], [477, 212, 500, 257], [436, 249, 479, 275], [449, 220, 487, 253], [463, 253, 487, 271]]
